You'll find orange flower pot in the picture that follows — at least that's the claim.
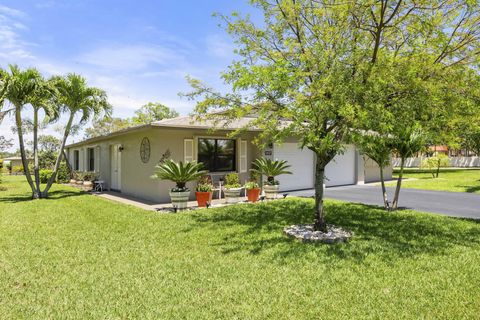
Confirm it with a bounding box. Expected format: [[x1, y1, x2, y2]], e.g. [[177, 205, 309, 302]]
[[196, 191, 213, 207], [246, 188, 261, 203]]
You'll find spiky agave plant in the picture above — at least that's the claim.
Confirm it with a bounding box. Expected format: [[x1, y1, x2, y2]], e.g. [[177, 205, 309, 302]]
[[251, 157, 292, 185], [152, 159, 206, 192]]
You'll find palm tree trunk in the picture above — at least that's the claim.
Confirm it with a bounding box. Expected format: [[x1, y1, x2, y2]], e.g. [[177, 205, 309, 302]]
[[42, 113, 74, 197], [63, 149, 73, 178], [15, 107, 38, 198], [33, 108, 41, 192], [379, 166, 390, 210], [391, 157, 405, 210], [314, 159, 327, 232]]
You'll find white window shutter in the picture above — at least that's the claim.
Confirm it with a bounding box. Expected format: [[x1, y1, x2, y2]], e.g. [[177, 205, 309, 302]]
[[184, 139, 194, 163], [239, 140, 247, 173]]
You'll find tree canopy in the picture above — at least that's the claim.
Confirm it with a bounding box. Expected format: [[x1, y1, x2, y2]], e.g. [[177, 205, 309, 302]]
[[185, 0, 480, 230]]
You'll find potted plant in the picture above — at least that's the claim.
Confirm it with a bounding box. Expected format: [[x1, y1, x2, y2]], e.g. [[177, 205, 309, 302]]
[[245, 171, 261, 202], [152, 159, 206, 211], [251, 158, 292, 199], [83, 172, 96, 190], [223, 172, 242, 204], [69, 171, 77, 184], [195, 175, 213, 207], [76, 172, 85, 185]]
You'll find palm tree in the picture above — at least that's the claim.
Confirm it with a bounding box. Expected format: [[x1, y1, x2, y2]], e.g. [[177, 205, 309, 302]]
[[251, 157, 292, 184], [28, 76, 58, 193], [391, 126, 426, 209], [42, 74, 111, 197], [152, 160, 206, 191], [0, 65, 45, 198]]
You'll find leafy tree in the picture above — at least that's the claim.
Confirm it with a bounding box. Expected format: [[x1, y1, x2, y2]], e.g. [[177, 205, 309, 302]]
[[131, 102, 179, 125], [0, 136, 13, 152], [84, 116, 132, 139], [38, 135, 61, 153], [42, 74, 111, 197], [422, 154, 450, 178], [185, 0, 480, 229]]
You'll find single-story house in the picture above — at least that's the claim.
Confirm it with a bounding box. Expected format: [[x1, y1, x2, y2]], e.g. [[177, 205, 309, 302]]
[[65, 115, 392, 203], [2, 156, 32, 168]]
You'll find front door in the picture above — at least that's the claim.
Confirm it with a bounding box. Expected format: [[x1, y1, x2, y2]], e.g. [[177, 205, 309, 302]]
[[110, 144, 121, 191]]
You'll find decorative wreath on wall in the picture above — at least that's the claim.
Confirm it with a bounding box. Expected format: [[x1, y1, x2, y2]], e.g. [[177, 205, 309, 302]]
[[140, 137, 151, 163]]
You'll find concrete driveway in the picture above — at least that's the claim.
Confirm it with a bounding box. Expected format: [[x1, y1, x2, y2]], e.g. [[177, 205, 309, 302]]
[[289, 185, 480, 219]]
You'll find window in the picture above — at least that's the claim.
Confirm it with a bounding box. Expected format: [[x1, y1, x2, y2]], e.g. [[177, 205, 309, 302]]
[[87, 148, 95, 171], [198, 138, 236, 172], [73, 150, 79, 171]]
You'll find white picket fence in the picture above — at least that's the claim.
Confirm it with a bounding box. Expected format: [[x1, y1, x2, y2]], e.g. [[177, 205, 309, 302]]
[[392, 156, 480, 168]]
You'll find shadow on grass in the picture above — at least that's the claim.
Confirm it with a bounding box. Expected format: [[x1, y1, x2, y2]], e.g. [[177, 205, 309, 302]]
[[0, 189, 85, 203], [190, 199, 480, 264], [458, 181, 480, 193]]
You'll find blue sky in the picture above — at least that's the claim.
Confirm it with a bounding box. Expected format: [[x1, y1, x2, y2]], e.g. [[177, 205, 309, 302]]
[[0, 0, 257, 148]]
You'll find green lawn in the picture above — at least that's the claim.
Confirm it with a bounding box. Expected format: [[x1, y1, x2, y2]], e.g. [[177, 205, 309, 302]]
[[387, 168, 480, 193], [1, 175, 480, 319]]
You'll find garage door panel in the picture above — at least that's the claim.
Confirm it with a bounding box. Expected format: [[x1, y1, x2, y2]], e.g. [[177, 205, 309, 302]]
[[325, 145, 356, 187], [274, 143, 315, 191]]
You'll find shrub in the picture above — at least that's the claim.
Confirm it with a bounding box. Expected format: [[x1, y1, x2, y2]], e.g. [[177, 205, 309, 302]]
[[39, 169, 53, 183], [224, 173, 241, 189], [0, 159, 3, 170], [244, 181, 259, 189], [251, 158, 292, 185], [56, 161, 70, 183], [196, 175, 213, 192], [422, 154, 450, 178], [12, 165, 24, 174]]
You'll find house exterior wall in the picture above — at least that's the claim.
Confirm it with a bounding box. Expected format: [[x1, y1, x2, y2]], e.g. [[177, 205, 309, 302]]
[[67, 127, 261, 203]]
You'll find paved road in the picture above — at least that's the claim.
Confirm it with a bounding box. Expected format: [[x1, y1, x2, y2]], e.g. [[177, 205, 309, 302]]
[[289, 185, 480, 219]]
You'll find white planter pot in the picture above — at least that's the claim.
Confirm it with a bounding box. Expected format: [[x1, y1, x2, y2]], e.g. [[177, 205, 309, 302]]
[[83, 181, 93, 186], [69, 179, 76, 184], [76, 180, 84, 185], [169, 190, 191, 211], [264, 184, 279, 199], [224, 188, 242, 204]]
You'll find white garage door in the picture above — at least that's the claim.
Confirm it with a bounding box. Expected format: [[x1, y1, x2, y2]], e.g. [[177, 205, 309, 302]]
[[325, 145, 356, 187], [273, 143, 315, 191]]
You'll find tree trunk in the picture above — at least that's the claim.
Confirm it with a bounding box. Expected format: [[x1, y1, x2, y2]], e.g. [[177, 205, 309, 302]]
[[42, 113, 74, 197], [314, 159, 327, 232], [379, 166, 390, 210], [33, 108, 41, 193], [391, 157, 405, 210], [63, 149, 73, 178], [435, 159, 440, 178], [15, 107, 38, 198]]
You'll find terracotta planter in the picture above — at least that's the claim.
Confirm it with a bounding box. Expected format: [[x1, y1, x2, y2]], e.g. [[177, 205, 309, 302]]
[[195, 191, 213, 207], [263, 184, 279, 199], [169, 190, 191, 211], [246, 188, 261, 202], [224, 188, 242, 204]]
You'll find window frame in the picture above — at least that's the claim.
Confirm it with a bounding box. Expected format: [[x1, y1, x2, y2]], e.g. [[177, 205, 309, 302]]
[[73, 150, 80, 171], [87, 147, 95, 171], [197, 138, 237, 172]]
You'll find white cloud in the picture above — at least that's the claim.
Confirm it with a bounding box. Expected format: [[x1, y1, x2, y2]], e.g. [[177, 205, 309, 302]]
[[0, 5, 26, 18], [205, 34, 234, 59], [78, 44, 187, 72]]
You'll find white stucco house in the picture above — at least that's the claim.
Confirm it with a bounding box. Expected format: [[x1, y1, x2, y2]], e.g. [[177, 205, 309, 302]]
[[65, 115, 392, 203]]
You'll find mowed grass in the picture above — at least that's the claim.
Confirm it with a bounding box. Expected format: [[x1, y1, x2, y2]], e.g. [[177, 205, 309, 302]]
[[1, 175, 480, 319], [388, 168, 480, 193]]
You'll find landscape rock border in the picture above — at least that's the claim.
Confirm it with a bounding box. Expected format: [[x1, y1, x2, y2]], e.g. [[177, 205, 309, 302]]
[[284, 224, 352, 243]]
